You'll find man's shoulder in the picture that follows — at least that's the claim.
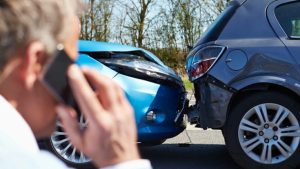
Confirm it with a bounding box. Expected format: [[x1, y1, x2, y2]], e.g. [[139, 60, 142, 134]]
[[0, 133, 68, 169]]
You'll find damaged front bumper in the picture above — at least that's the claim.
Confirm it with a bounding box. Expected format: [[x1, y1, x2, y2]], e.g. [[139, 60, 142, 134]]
[[98, 56, 187, 140], [174, 92, 189, 127]]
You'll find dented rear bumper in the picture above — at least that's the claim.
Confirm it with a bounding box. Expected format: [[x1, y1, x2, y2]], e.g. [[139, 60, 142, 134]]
[[188, 76, 235, 129]]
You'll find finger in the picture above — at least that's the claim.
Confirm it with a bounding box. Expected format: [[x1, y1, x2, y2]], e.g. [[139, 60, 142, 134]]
[[115, 82, 126, 104], [81, 67, 121, 110], [67, 65, 104, 120], [56, 105, 83, 151], [82, 67, 134, 118]]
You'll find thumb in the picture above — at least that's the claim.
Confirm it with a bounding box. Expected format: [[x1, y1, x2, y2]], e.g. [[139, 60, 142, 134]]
[[56, 105, 84, 151]]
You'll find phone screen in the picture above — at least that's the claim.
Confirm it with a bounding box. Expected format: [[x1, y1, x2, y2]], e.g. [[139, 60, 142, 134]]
[[41, 49, 76, 106]]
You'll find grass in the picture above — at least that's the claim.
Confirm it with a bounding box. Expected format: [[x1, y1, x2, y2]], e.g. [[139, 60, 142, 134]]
[[183, 78, 194, 91]]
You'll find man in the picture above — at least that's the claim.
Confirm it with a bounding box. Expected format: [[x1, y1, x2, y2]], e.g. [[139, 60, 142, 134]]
[[0, 0, 152, 168]]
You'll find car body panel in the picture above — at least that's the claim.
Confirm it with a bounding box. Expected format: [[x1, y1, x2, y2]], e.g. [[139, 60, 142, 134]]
[[79, 40, 166, 67], [77, 40, 186, 142], [76, 54, 118, 79], [114, 74, 184, 142]]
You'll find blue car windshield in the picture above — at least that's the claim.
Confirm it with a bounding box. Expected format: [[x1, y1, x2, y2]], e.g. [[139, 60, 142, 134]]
[[194, 1, 239, 46]]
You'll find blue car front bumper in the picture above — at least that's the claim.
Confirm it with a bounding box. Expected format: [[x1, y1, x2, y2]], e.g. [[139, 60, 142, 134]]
[[77, 41, 187, 142], [115, 74, 186, 142]]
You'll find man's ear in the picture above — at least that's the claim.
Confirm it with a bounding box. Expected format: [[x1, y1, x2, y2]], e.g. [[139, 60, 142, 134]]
[[19, 42, 47, 89]]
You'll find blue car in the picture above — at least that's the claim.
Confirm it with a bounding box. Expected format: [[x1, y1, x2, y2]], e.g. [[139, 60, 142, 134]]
[[43, 40, 187, 168]]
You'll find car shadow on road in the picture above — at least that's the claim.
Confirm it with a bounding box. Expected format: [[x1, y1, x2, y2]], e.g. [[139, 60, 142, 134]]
[[139, 144, 242, 169]]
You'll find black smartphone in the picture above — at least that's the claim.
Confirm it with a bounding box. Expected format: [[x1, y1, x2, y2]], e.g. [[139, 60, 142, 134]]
[[41, 49, 76, 106]]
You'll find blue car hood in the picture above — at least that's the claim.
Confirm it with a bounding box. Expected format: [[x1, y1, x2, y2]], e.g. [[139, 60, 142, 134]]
[[78, 40, 182, 87], [79, 40, 165, 67]]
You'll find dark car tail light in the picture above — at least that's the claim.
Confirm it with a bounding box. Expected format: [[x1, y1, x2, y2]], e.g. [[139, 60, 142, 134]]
[[188, 46, 225, 81]]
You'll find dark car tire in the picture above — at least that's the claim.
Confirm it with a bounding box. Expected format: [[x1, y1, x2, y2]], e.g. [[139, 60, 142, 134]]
[[224, 91, 300, 169]]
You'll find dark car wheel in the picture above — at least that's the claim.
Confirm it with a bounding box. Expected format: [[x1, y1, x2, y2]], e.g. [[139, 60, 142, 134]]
[[224, 91, 300, 169], [44, 113, 94, 169]]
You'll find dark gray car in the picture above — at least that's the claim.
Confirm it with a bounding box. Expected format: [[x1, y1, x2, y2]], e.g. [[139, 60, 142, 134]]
[[186, 0, 300, 169]]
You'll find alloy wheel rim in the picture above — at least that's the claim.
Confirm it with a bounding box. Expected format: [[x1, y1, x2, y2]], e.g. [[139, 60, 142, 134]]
[[51, 113, 90, 164], [238, 103, 300, 164]]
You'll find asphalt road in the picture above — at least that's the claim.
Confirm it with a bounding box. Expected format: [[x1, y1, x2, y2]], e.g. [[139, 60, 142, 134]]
[[40, 92, 241, 169], [64, 127, 242, 169], [139, 92, 241, 169], [139, 127, 242, 169]]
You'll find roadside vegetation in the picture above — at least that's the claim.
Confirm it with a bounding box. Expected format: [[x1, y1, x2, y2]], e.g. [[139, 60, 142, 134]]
[[80, 0, 230, 74], [183, 78, 194, 91]]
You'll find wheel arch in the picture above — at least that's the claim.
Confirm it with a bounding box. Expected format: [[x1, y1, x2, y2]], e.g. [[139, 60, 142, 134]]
[[225, 82, 300, 126], [223, 83, 300, 169]]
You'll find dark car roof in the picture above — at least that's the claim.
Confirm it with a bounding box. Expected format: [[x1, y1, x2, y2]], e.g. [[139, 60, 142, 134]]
[[217, 0, 281, 41]]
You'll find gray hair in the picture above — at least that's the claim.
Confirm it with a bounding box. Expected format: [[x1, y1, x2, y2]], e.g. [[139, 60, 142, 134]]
[[0, 0, 82, 70]]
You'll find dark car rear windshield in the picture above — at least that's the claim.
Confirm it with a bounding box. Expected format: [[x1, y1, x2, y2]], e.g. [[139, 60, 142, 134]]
[[194, 1, 240, 46]]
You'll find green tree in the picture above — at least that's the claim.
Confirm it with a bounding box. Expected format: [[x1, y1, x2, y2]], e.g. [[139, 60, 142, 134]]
[[121, 0, 156, 48], [80, 0, 115, 41]]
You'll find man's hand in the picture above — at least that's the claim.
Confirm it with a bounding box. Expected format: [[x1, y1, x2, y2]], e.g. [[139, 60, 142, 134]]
[[56, 65, 140, 168]]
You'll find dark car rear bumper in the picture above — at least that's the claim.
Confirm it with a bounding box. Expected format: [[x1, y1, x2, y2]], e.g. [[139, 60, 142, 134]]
[[188, 76, 234, 129]]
